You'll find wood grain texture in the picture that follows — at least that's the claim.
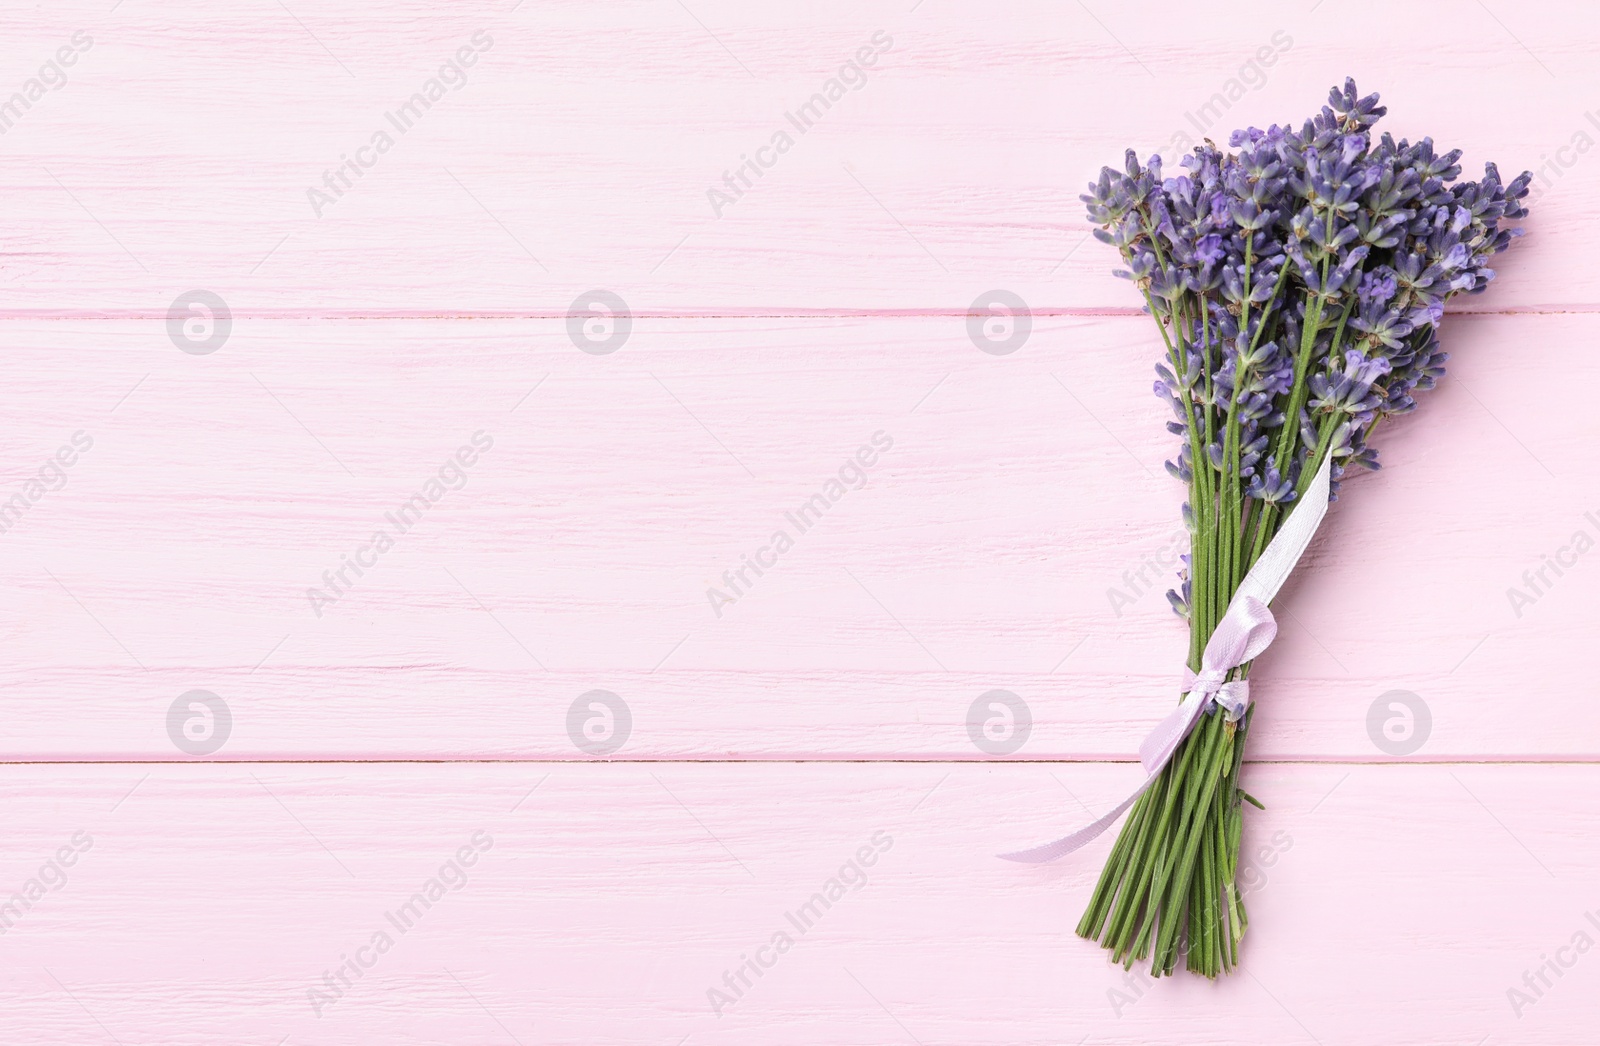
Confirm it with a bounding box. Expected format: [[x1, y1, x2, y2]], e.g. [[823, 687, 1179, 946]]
[[0, 0, 1592, 312], [0, 313, 1594, 759], [0, 763, 1595, 1045], [4, 1, 1595, 1041]]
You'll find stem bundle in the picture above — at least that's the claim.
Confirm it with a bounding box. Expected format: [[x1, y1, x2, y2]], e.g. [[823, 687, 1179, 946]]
[[1073, 79, 1531, 976]]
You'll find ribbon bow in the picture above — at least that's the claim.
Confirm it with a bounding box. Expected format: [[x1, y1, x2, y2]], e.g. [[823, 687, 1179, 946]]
[[1000, 452, 1333, 864]]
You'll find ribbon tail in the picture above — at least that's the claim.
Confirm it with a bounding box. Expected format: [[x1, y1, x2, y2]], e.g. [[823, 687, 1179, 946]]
[[997, 691, 1208, 864], [1137, 689, 1209, 773], [997, 783, 1147, 863]]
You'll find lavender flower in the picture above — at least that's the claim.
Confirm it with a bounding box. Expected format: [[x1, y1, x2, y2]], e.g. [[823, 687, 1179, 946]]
[[1074, 79, 1531, 979], [1081, 77, 1529, 556]]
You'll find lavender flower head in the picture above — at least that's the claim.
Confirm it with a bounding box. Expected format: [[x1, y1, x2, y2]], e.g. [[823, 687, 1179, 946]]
[[1082, 79, 1531, 618]]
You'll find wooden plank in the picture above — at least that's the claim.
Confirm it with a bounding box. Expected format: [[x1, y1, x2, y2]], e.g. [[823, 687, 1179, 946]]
[[4, 2, 1595, 1041], [0, 0, 1588, 312], [0, 761, 1592, 1044], [1, 312, 1591, 759]]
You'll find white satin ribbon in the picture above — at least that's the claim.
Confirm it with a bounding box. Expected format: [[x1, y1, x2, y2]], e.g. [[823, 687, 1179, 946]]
[[1000, 451, 1333, 864]]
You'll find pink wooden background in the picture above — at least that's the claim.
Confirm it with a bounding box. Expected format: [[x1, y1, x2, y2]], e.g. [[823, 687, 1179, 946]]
[[3, 0, 1598, 1042]]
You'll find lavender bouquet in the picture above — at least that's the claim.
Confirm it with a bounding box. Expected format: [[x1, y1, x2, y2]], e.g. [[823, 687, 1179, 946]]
[[1009, 80, 1530, 977]]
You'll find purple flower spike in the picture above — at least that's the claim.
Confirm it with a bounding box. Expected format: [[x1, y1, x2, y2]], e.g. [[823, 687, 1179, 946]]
[[1079, 75, 1531, 579], [1072, 78, 1531, 982]]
